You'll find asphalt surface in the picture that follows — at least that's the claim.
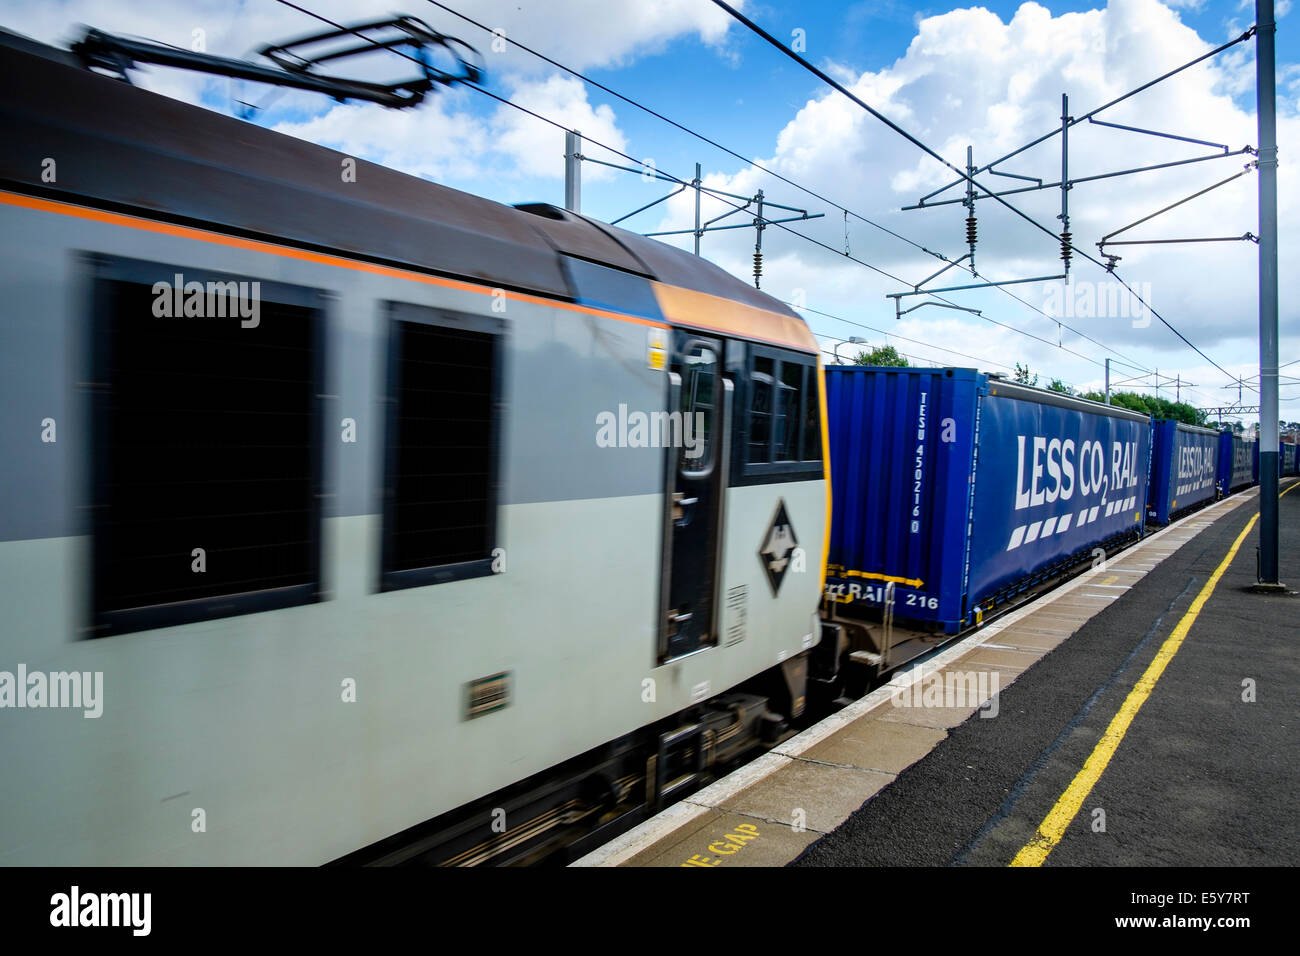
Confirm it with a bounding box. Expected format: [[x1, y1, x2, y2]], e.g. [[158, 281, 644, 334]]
[[794, 482, 1300, 867]]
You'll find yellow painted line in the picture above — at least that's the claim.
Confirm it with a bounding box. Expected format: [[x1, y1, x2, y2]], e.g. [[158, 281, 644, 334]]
[[1011, 482, 1299, 867]]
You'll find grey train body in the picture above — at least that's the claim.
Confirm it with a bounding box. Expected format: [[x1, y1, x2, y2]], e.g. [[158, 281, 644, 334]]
[[0, 30, 828, 864]]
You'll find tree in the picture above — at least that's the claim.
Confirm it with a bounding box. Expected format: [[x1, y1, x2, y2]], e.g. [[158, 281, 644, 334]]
[[1078, 389, 1207, 426], [853, 344, 909, 367], [1013, 362, 1038, 386], [1046, 378, 1075, 395]]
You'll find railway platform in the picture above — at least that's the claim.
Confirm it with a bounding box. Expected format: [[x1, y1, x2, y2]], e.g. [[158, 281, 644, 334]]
[[574, 479, 1299, 868]]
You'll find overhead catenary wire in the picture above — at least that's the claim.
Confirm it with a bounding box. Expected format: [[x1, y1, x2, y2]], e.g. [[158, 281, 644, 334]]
[[269, 1, 907, 285], [272, 0, 1212, 390], [707, 0, 1252, 388], [271, 0, 1136, 379], [794, 303, 1017, 373], [422, 0, 949, 263], [813, 343, 943, 371], [457, 91, 1121, 372], [421, 0, 1155, 376]]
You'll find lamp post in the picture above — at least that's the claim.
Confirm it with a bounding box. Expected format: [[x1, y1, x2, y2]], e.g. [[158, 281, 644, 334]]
[[833, 336, 865, 365]]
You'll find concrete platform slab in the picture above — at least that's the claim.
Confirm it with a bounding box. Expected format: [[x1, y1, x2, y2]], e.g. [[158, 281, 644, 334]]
[[801, 716, 947, 773], [625, 808, 818, 867], [719, 758, 894, 834], [990, 626, 1072, 651], [961, 646, 1043, 668]]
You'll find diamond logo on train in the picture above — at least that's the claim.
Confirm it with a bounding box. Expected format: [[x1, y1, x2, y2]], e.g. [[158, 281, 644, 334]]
[[1006, 435, 1143, 551], [758, 500, 799, 596]]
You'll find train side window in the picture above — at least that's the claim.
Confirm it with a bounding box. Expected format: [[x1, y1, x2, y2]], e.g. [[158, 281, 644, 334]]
[[748, 355, 774, 462], [774, 360, 803, 461], [680, 344, 718, 475], [800, 366, 822, 462], [741, 345, 823, 481], [381, 303, 505, 591], [88, 256, 325, 637]]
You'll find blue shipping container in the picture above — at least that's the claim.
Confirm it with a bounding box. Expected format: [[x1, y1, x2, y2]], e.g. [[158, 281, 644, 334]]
[[1216, 432, 1255, 496], [1147, 420, 1220, 525], [825, 367, 1151, 633]]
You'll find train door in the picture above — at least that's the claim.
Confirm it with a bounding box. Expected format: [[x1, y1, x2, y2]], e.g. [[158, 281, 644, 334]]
[[659, 332, 729, 662]]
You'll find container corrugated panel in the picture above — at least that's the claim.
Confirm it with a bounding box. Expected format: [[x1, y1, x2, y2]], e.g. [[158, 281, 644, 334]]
[[824, 368, 1150, 633], [824, 367, 977, 631], [1147, 420, 1220, 525], [1233, 436, 1255, 489], [964, 381, 1150, 613], [1216, 432, 1233, 497], [1218, 433, 1256, 495]]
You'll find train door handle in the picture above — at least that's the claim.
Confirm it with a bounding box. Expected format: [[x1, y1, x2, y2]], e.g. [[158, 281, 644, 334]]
[[672, 493, 698, 524]]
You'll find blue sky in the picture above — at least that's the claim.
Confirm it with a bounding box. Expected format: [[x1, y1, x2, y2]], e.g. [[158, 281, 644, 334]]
[[4, 0, 1298, 416]]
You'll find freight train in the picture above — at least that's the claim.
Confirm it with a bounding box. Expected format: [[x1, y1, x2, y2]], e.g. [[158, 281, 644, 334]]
[[1219, 431, 1257, 497], [0, 24, 1278, 867], [819, 367, 1264, 680], [1281, 442, 1300, 477], [1147, 420, 1221, 525]]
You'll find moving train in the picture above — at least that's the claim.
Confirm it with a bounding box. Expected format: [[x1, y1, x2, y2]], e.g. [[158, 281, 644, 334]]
[[821, 368, 1151, 672], [820, 368, 1267, 677], [0, 25, 1281, 866], [0, 27, 827, 866]]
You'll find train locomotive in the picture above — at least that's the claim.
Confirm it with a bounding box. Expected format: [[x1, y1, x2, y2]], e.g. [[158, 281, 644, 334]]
[[0, 28, 828, 866]]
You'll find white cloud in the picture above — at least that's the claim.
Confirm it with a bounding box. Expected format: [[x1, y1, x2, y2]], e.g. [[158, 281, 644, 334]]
[[271, 90, 492, 182], [271, 73, 628, 184], [649, 0, 1299, 398], [0, 0, 730, 188], [489, 74, 629, 179], [0, 0, 742, 80]]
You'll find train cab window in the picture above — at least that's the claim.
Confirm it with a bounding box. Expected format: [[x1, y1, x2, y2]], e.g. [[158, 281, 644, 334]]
[[740, 346, 823, 482], [88, 257, 324, 637], [680, 344, 718, 474], [381, 303, 504, 591], [801, 367, 823, 462], [748, 355, 774, 461], [774, 361, 803, 461]]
